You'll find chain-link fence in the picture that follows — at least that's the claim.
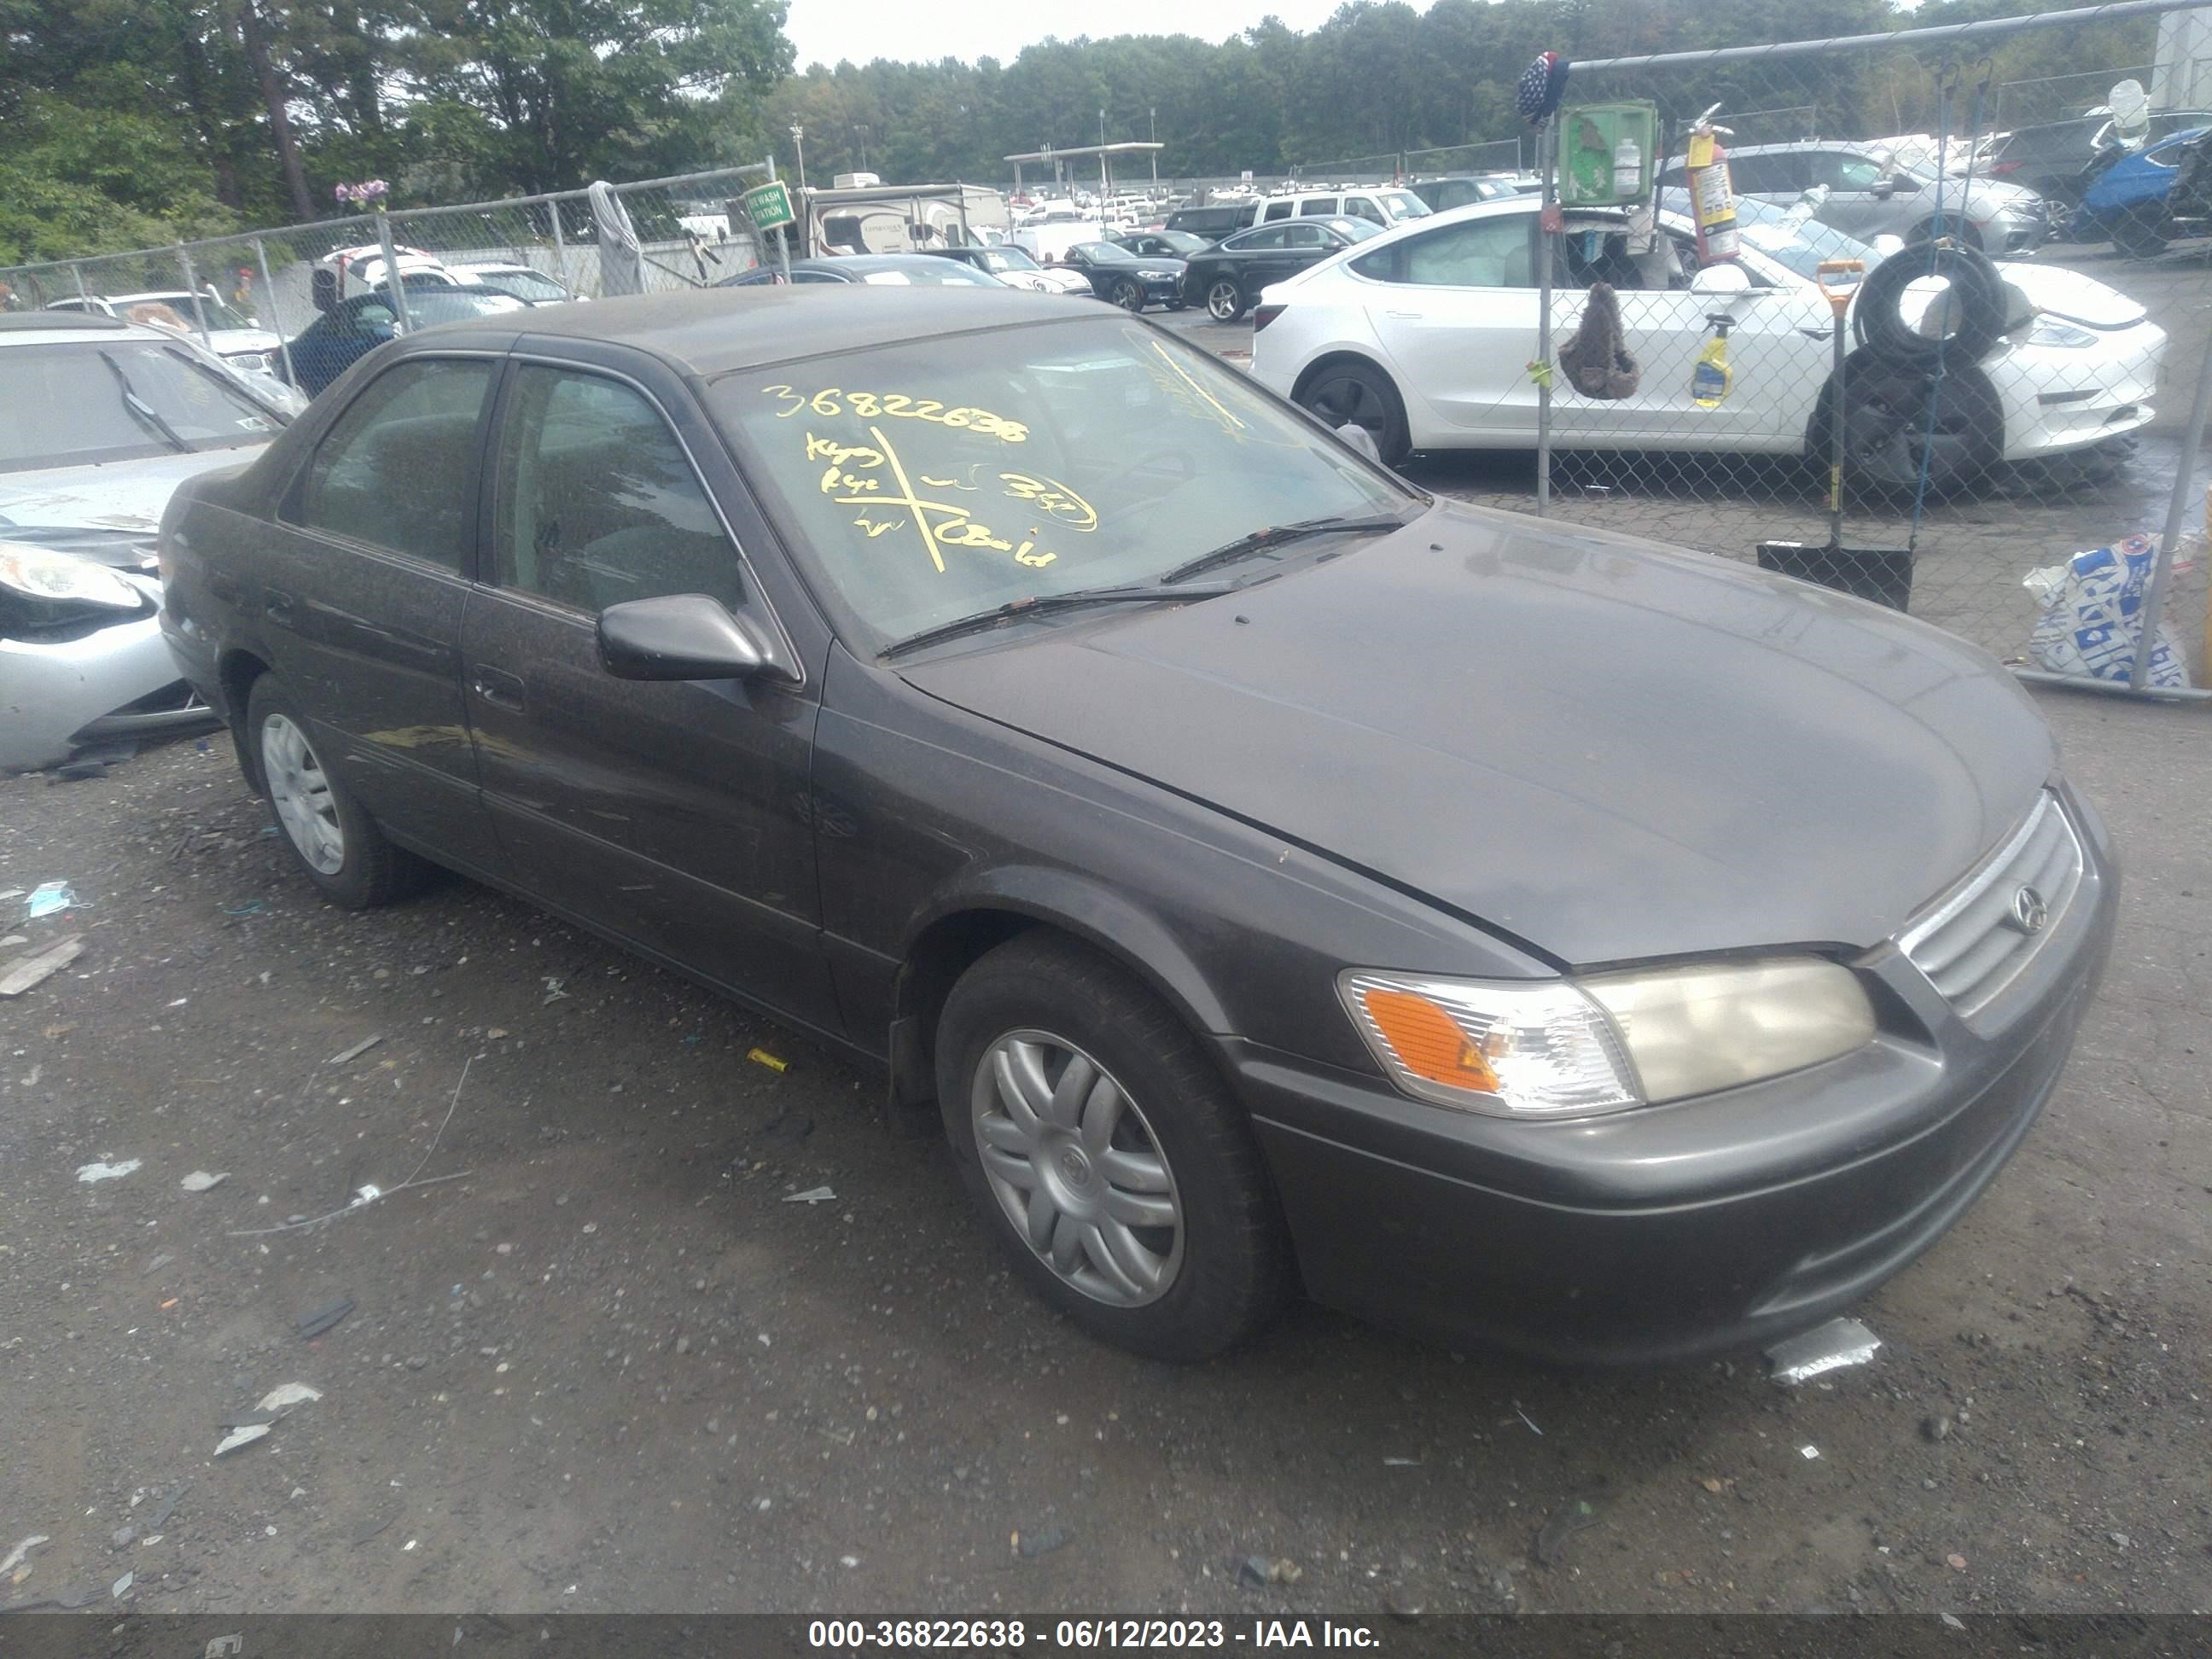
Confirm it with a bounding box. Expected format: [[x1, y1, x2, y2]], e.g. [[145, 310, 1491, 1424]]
[[1440, 1, 2212, 699], [0, 165, 773, 394], [1293, 140, 1529, 187]]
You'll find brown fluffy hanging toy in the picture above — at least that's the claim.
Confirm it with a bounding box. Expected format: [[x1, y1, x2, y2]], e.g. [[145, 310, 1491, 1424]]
[[1557, 280, 1641, 399]]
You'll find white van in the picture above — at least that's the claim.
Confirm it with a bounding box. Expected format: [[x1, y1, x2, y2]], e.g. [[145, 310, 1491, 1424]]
[[1241, 187, 1433, 230]]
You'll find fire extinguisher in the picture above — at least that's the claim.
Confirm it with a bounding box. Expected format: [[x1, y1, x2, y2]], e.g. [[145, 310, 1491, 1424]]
[[1685, 102, 1741, 264]]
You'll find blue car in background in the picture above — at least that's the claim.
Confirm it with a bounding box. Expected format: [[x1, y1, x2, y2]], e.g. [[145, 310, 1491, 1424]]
[[2075, 124, 2212, 257], [276, 288, 525, 397]]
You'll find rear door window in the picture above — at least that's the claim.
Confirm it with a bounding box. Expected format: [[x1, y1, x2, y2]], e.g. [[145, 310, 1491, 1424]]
[[1297, 197, 1341, 216], [290, 358, 492, 568]]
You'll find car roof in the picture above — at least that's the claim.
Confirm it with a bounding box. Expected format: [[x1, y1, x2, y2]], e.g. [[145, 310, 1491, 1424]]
[[401, 285, 1085, 376], [1, 311, 137, 338]]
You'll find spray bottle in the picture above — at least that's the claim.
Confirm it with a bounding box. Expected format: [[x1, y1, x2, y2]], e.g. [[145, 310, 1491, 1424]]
[[1691, 314, 1733, 409]]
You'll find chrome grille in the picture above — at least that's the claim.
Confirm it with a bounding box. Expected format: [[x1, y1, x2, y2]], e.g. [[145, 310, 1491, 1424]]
[[1897, 792, 2083, 1025]]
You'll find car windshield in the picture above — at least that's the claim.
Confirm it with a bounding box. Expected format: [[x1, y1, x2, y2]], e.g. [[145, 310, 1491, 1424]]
[[0, 339, 280, 473], [984, 248, 1039, 271], [135, 294, 256, 331], [852, 263, 997, 286], [711, 316, 1413, 651], [397, 290, 527, 327], [1376, 189, 1434, 221], [1730, 197, 1885, 280], [1156, 230, 1206, 254], [1068, 242, 1125, 262], [471, 269, 568, 302]]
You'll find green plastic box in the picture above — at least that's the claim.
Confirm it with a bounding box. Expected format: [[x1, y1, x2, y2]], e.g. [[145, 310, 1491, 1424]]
[[1557, 101, 1660, 208]]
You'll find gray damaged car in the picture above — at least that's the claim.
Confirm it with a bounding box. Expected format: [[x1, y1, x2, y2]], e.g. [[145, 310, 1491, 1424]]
[[2, 311, 289, 773]]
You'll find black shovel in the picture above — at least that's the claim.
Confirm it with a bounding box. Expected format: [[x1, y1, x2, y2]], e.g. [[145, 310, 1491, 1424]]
[[1756, 259, 1914, 610]]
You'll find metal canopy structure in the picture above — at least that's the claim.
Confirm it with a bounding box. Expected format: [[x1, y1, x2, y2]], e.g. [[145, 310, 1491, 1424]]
[[1004, 142, 1166, 196]]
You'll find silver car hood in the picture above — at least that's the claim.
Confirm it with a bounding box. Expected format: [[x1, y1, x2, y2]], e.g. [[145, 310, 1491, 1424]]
[[0, 449, 267, 542]]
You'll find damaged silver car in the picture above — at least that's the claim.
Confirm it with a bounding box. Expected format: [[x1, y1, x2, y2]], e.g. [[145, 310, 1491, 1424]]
[[2, 311, 290, 772]]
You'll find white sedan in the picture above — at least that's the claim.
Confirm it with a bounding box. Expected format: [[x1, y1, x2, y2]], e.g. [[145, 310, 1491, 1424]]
[[1249, 195, 2164, 486]]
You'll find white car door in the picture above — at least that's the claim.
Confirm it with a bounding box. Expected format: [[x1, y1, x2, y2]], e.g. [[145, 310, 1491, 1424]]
[[1360, 212, 1547, 442], [1547, 224, 1833, 452]]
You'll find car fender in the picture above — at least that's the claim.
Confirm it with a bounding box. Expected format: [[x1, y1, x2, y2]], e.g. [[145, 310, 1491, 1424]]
[[899, 863, 1236, 1039]]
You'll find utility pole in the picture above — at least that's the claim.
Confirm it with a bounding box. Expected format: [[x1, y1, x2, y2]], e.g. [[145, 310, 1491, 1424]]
[[789, 125, 808, 260], [1150, 108, 1158, 183]]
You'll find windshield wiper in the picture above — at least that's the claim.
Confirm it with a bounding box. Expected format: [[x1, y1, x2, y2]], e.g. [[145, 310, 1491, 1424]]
[[1159, 513, 1406, 585], [99, 352, 191, 454], [880, 581, 1237, 661]]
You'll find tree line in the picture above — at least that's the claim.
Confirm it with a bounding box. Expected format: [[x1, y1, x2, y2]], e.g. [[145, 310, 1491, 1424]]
[[0, 0, 2158, 265]]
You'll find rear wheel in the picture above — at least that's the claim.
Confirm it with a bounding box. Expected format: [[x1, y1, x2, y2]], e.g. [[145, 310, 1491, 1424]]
[[246, 676, 426, 910], [935, 934, 1289, 1360], [1205, 278, 1246, 323], [1297, 358, 1411, 468], [1111, 276, 1145, 311]]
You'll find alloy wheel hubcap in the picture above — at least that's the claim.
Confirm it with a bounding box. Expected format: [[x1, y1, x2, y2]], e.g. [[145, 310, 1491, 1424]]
[[1208, 282, 1239, 319], [261, 713, 345, 875], [971, 1030, 1185, 1307], [1309, 375, 1384, 437]]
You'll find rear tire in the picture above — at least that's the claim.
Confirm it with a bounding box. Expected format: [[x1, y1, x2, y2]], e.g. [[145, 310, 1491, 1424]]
[[934, 934, 1289, 1361], [1205, 278, 1246, 323], [1297, 358, 1411, 468], [246, 676, 427, 910]]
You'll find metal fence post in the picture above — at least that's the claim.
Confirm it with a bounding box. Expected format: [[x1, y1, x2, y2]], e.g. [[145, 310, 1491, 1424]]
[[253, 236, 295, 392], [549, 199, 568, 293], [176, 243, 214, 348], [767, 157, 792, 282], [2132, 322, 2212, 690], [71, 262, 90, 302], [374, 211, 411, 331], [1534, 119, 1558, 518]]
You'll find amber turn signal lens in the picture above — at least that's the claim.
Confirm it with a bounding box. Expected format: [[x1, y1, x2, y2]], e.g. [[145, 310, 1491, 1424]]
[[1354, 987, 1500, 1094]]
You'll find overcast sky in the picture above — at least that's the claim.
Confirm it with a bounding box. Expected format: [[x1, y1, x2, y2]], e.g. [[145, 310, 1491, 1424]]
[[783, 0, 1346, 73]]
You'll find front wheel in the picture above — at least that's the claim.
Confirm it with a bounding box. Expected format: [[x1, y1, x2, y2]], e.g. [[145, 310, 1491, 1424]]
[[1297, 358, 1411, 468], [1832, 359, 2001, 493], [1205, 278, 1246, 323], [246, 675, 427, 909], [1111, 277, 1145, 311], [935, 934, 1289, 1361]]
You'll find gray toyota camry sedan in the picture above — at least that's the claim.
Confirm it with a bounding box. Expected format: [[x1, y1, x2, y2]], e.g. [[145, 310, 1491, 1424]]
[[157, 288, 2116, 1364]]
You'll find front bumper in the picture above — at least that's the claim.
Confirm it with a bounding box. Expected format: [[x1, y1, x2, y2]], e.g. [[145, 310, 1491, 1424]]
[[1995, 320, 2165, 461], [2, 579, 215, 771], [1230, 794, 2118, 1365]]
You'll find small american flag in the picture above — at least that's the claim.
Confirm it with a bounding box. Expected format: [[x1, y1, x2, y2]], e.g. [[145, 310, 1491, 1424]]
[[1516, 51, 1569, 126]]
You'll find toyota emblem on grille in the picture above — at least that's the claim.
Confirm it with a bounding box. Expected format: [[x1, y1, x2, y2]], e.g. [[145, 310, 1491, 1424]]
[[2005, 885, 2049, 936]]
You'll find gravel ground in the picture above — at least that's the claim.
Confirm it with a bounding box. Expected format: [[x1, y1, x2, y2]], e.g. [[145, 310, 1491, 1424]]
[[0, 683, 2206, 1618]]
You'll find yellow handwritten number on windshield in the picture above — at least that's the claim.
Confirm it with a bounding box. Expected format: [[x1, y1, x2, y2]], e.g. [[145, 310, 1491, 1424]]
[[760, 384, 1028, 443]]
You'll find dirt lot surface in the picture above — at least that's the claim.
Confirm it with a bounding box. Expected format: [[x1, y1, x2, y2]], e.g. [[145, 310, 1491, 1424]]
[[1, 682, 2207, 1619]]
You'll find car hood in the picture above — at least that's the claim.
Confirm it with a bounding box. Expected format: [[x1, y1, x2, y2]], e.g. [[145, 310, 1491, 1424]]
[[0, 447, 269, 550], [899, 504, 2055, 968], [1994, 260, 2147, 328]]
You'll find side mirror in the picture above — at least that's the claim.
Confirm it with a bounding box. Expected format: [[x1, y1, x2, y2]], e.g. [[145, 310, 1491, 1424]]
[[1871, 178, 1897, 199], [598, 594, 777, 682], [1690, 262, 1754, 295]]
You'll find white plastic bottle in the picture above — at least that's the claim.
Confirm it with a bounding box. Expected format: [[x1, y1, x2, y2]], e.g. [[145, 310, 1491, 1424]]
[[1613, 134, 1642, 200]]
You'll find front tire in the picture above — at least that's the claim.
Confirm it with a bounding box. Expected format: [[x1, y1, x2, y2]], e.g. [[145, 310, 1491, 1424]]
[[1111, 276, 1145, 311], [1297, 358, 1412, 467], [246, 676, 426, 910], [1833, 358, 2002, 493], [934, 934, 1289, 1361], [1205, 278, 1246, 323]]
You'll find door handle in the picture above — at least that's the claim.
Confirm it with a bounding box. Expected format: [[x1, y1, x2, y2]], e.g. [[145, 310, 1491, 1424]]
[[470, 665, 526, 713], [264, 588, 296, 626], [1385, 311, 1423, 320]]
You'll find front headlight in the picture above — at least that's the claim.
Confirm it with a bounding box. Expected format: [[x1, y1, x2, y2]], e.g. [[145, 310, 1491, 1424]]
[[225, 352, 276, 375], [1339, 957, 1874, 1120], [0, 542, 145, 610], [2028, 316, 2098, 348], [1138, 269, 1177, 281]]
